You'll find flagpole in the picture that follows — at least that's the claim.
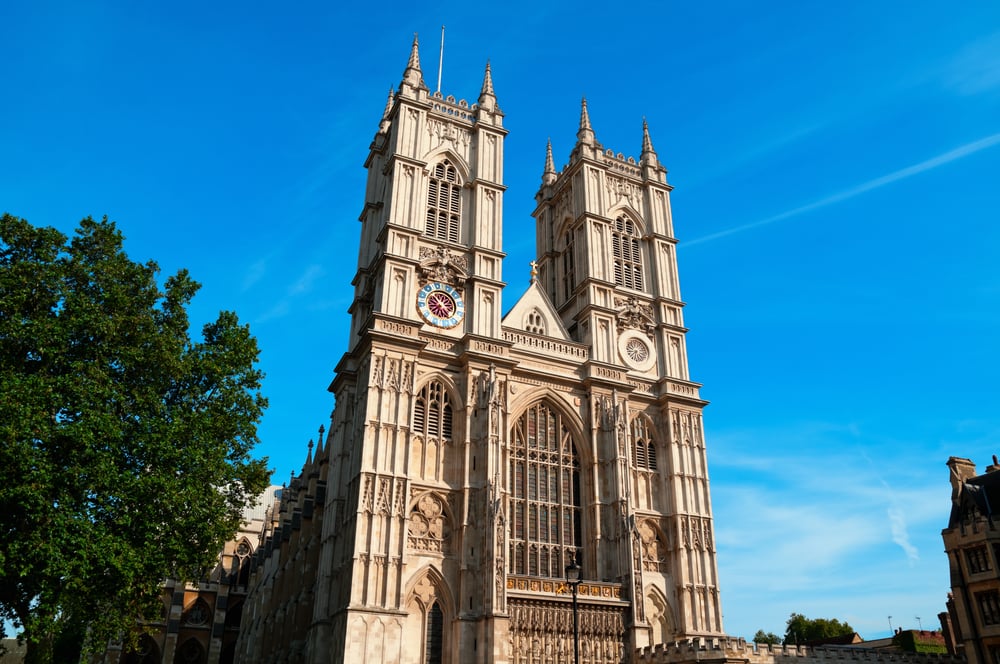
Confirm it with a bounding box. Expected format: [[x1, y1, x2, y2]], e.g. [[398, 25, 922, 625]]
[[436, 25, 445, 94]]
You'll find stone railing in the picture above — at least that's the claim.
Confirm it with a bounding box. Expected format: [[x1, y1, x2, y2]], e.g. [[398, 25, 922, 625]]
[[635, 637, 964, 664]]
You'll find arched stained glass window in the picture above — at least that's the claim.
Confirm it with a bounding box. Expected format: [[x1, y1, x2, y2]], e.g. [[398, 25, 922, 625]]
[[508, 403, 581, 578], [426, 602, 444, 664]]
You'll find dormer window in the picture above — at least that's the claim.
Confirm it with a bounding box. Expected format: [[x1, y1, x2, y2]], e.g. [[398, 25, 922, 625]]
[[426, 160, 461, 243]]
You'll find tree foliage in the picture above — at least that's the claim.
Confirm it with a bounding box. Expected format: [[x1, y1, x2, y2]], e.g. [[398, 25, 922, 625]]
[[0, 215, 269, 663], [783, 612, 855, 645], [753, 630, 782, 645]]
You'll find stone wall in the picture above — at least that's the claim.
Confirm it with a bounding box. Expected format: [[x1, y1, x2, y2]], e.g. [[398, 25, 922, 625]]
[[634, 637, 966, 664]]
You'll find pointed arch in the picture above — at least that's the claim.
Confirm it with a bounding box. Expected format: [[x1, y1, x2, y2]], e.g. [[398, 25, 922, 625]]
[[403, 564, 455, 616], [403, 566, 454, 664], [631, 413, 658, 472], [422, 147, 471, 182], [423, 152, 469, 244], [644, 585, 677, 646], [122, 634, 160, 664], [411, 375, 462, 484], [412, 378, 455, 441], [182, 598, 211, 626], [523, 308, 546, 335], [173, 637, 206, 664], [507, 398, 584, 579], [611, 211, 645, 291], [637, 518, 670, 573]]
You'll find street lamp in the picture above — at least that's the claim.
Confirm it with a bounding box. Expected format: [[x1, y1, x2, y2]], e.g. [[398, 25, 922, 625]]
[[566, 559, 582, 664]]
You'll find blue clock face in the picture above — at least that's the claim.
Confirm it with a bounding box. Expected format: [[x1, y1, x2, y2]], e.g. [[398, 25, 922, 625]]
[[416, 282, 465, 328]]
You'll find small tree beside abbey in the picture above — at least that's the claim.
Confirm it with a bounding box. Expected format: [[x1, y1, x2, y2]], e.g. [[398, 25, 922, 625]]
[[783, 612, 856, 645], [0, 215, 270, 663]]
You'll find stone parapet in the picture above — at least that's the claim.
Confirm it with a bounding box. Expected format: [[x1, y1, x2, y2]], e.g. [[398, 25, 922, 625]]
[[635, 637, 966, 664]]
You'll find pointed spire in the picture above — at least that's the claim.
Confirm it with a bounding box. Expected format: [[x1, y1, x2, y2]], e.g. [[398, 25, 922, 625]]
[[640, 117, 660, 172], [316, 424, 326, 456], [542, 138, 557, 186], [478, 60, 497, 112], [642, 118, 656, 155], [306, 438, 314, 465], [401, 34, 427, 91], [378, 87, 394, 134], [576, 97, 595, 146]]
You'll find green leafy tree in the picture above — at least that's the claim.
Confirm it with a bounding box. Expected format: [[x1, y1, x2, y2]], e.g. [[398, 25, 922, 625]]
[[0, 215, 269, 663], [753, 630, 782, 645], [783, 612, 855, 645]]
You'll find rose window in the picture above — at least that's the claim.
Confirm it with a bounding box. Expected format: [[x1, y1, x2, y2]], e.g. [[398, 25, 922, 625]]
[[625, 338, 649, 363]]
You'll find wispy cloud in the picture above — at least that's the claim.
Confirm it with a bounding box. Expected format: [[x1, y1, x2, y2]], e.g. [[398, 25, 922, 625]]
[[289, 264, 325, 295], [242, 258, 268, 292], [686, 132, 1000, 247], [944, 31, 1000, 96]]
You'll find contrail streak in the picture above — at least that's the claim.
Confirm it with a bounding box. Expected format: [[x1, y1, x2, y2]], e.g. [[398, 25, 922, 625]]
[[685, 132, 1000, 247]]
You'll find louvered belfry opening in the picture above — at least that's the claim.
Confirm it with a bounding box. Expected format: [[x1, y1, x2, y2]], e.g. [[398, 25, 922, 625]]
[[426, 160, 461, 243]]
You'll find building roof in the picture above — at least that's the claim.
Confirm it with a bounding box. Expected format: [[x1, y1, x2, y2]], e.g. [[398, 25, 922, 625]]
[[949, 467, 1000, 528]]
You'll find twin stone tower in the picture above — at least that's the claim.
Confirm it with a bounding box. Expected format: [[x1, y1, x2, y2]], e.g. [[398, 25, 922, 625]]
[[236, 37, 724, 664]]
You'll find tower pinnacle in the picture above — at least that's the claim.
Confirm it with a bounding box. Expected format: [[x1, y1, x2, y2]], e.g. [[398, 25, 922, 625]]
[[542, 138, 557, 185], [378, 87, 394, 134], [401, 34, 427, 91], [478, 60, 497, 112], [640, 117, 659, 168], [576, 97, 595, 146]]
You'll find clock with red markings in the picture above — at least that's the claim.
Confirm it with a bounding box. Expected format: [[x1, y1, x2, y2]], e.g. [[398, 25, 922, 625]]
[[416, 282, 465, 329]]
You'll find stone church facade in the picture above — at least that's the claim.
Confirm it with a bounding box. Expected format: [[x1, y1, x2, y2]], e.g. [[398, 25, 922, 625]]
[[236, 37, 724, 664]]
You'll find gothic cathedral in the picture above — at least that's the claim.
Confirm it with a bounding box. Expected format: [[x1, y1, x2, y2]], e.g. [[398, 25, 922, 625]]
[[237, 37, 724, 664]]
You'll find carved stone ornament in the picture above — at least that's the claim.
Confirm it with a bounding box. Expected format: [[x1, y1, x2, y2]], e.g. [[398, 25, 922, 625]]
[[617, 329, 656, 373], [408, 492, 451, 553], [418, 246, 469, 288], [614, 296, 655, 337]]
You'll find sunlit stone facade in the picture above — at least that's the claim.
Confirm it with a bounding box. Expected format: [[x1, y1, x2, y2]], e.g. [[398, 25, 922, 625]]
[[236, 37, 724, 664]]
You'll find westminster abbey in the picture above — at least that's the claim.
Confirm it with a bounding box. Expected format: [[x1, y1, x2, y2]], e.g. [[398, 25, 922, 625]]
[[231, 36, 724, 664]]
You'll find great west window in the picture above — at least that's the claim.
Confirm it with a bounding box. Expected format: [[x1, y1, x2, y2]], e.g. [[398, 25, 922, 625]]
[[508, 403, 581, 578]]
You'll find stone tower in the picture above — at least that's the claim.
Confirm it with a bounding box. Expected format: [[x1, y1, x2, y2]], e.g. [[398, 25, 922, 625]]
[[237, 38, 724, 664]]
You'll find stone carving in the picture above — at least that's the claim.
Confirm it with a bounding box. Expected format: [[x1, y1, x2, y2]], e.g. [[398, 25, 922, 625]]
[[426, 117, 471, 150], [418, 245, 469, 288], [376, 478, 391, 515], [362, 476, 375, 514], [408, 492, 451, 553], [508, 599, 624, 664], [605, 174, 638, 208], [614, 296, 655, 338], [638, 519, 669, 573]]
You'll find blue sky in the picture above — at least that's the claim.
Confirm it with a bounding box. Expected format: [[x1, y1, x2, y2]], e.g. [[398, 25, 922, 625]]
[[3, 0, 999, 645]]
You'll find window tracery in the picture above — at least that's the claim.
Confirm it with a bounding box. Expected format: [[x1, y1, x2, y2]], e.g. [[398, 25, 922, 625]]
[[426, 160, 461, 243], [632, 415, 657, 472], [413, 381, 453, 441], [507, 402, 581, 578], [612, 216, 643, 290], [408, 493, 451, 553], [525, 309, 545, 335]]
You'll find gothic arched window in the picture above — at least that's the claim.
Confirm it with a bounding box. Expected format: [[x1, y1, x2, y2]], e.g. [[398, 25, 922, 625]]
[[612, 216, 643, 291], [426, 601, 444, 664], [562, 229, 575, 301], [508, 402, 581, 578], [524, 309, 545, 335], [426, 160, 461, 243], [632, 415, 657, 472], [414, 381, 453, 441]]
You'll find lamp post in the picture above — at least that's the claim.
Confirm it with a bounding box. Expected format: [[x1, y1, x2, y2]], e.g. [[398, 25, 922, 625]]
[[566, 560, 582, 664]]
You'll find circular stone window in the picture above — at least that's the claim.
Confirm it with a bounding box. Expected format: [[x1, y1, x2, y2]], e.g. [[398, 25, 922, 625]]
[[617, 329, 657, 372]]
